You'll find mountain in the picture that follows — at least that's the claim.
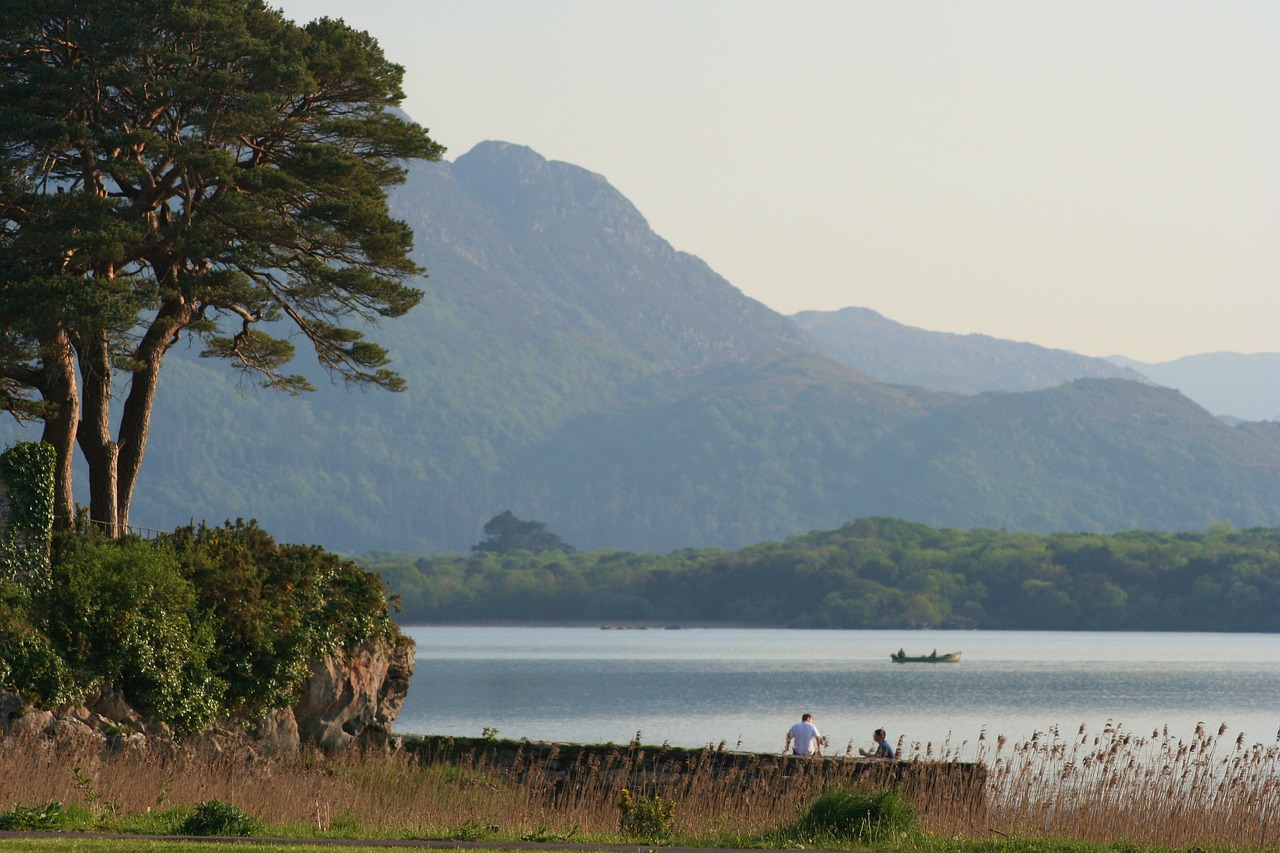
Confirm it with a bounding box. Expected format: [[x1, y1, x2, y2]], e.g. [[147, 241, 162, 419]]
[[1109, 353, 1280, 422], [792, 306, 1148, 394], [4, 141, 1280, 553], [3, 141, 812, 552], [858, 379, 1280, 531], [512, 364, 1280, 543]]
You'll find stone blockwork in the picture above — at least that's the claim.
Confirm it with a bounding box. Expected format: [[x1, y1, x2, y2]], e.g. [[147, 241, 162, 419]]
[[404, 735, 988, 818]]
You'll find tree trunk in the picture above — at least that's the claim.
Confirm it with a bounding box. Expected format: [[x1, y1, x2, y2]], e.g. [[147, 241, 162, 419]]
[[38, 331, 80, 531], [115, 296, 195, 533], [115, 329, 172, 534], [76, 330, 120, 538]]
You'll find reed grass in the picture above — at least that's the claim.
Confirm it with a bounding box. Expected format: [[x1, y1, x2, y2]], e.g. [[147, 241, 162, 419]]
[[1, 720, 1277, 850]]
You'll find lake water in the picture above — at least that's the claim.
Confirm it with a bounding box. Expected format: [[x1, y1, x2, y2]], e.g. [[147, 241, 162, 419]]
[[395, 627, 1280, 759]]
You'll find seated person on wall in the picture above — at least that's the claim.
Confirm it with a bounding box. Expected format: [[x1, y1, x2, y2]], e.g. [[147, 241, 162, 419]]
[[785, 713, 824, 756], [859, 728, 895, 759]]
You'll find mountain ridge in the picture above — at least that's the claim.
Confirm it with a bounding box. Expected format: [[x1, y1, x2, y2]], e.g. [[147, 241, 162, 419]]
[[2, 140, 1278, 553], [792, 305, 1150, 394]]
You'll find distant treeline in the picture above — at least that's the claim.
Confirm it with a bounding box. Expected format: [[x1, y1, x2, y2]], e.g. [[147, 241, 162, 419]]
[[356, 518, 1280, 631]]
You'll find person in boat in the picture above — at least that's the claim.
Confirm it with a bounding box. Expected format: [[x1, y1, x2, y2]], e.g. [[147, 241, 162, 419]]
[[785, 713, 823, 756], [859, 728, 896, 759]]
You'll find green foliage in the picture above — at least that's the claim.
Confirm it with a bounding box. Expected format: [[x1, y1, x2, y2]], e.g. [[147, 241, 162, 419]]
[[39, 536, 223, 732], [0, 801, 67, 830], [162, 520, 396, 714], [522, 824, 580, 842], [474, 510, 575, 554], [71, 764, 120, 821], [0, 0, 443, 542], [0, 441, 54, 535], [616, 787, 676, 840], [363, 518, 1280, 632], [0, 441, 54, 588], [795, 787, 916, 842], [446, 818, 493, 841], [178, 798, 263, 837], [2, 519, 398, 731], [0, 586, 77, 705]]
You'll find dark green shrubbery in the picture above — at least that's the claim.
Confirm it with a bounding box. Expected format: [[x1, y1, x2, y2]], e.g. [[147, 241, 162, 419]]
[[794, 787, 916, 843], [39, 535, 222, 731], [0, 582, 79, 707], [164, 520, 396, 715], [0, 801, 70, 831], [178, 798, 263, 837], [1, 520, 400, 733]]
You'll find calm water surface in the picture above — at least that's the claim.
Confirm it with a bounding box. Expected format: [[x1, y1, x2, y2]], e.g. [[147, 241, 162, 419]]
[[396, 627, 1280, 759]]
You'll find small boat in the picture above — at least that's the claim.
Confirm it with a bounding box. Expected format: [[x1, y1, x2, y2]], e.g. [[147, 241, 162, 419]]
[[891, 648, 960, 663]]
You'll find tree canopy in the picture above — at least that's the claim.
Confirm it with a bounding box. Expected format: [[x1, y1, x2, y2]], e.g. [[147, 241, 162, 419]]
[[0, 0, 443, 535], [363, 517, 1280, 632], [473, 510, 575, 555]]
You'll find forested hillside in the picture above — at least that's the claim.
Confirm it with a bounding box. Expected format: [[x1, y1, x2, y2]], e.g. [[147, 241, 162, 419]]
[[362, 517, 1280, 632], [4, 141, 1280, 554], [793, 306, 1147, 394], [1110, 352, 1280, 421]]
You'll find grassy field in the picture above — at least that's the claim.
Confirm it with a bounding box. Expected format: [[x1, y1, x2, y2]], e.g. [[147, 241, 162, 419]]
[[1, 720, 1277, 852]]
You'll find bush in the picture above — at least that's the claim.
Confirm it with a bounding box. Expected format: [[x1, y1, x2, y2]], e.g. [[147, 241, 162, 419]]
[[178, 799, 262, 837], [0, 602, 77, 706], [617, 787, 676, 840], [796, 787, 916, 842], [3, 519, 400, 733], [163, 520, 397, 715], [37, 536, 223, 732], [0, 802, 68, 830]]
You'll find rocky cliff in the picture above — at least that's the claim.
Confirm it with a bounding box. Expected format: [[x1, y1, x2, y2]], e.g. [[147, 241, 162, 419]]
[[0, 635, 414, 756]]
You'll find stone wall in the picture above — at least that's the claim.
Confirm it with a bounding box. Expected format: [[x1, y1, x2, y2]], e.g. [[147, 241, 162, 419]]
[[403, 735, 988, 818]]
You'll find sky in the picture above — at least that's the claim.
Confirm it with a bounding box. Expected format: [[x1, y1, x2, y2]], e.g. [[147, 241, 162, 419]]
[[273, 0, 1279, 363]]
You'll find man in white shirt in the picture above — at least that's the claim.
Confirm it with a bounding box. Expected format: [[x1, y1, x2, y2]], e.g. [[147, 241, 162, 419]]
[[785, 713, 823, 756]]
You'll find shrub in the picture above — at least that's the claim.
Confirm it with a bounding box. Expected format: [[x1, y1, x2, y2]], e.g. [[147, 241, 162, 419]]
[[0, 597, 77, 706], [0, 441, 55, 591], [4, 518, 399, 732], [178, 798, 263, 837], [796, 787, 916, 842], [0, 802, 67, 830], [617, 787, 676, 839], [163, 520, 397, 715], [37, 535, 223, 732]]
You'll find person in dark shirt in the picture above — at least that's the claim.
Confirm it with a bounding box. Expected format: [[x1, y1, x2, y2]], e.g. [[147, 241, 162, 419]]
[[859, 727, 895, 759]]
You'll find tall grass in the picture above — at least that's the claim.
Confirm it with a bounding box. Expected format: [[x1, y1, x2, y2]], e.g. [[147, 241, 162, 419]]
[[1, 720, 1277, 848], [975, 721, 1280, 849]]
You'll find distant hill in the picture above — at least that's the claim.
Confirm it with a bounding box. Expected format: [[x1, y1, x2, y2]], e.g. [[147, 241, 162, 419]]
[[858, 378, 1280, 531], [514, 363, 1280, 542], [1109, 353, 1280, 422], [4, 141, 1280, 553], [792, 306, 1148, 394]]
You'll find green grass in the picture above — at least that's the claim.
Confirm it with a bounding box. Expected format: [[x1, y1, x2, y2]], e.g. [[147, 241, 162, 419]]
[[0, 843, 401, 853]]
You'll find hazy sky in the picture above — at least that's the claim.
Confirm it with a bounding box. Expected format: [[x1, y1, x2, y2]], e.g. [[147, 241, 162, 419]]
[[274, 0, 1278, 363]]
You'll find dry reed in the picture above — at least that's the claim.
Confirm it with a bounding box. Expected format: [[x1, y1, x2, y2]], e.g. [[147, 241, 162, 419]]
[[2, 720, 1278, 848]]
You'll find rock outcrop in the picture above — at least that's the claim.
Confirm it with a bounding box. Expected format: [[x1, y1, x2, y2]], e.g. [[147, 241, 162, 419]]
[[292, 635, 415, 752], [0, 634, 415, 757]]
